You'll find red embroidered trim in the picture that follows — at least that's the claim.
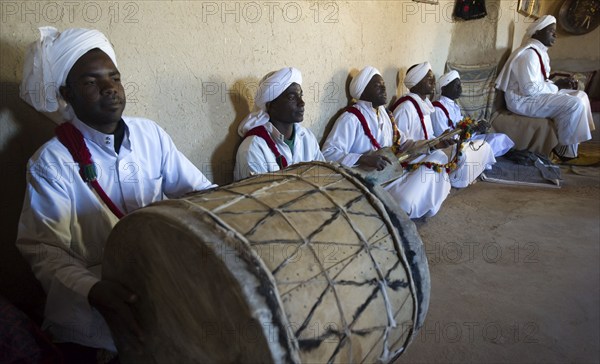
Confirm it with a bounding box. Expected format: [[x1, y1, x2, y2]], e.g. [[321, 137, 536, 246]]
[[432, 101, 454, 128], [391, 96, 428, 140], [245, 125, 289, 169], [56, 123, 125, 219], [528, 47, 548, 81], [346, 107, 382, 150], [346, 107, 402, 154]]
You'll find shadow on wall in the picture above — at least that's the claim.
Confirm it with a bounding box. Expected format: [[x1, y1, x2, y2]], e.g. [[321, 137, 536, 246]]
[[390, 67, 410, 111], [208, 78, 256, 185], [319, 71, 353, 147], [0, 41, 51, 321]]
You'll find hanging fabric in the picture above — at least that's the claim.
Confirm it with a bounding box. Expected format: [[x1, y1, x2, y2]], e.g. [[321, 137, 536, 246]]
[[454, 0, 487, 21]]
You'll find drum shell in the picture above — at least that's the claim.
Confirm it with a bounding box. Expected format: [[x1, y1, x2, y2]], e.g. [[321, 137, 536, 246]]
[[104, 162, 430, 363]]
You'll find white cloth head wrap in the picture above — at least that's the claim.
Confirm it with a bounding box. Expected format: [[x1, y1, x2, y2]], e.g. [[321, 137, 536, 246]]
[[238, 67, 302, 136], [437, 70, 460, 95], [253, 67, 302, 112], [20, 27, 117, 121], [349, 66, 380, 100], [404, 62, 432, 89], [523, 15, 556, 42]]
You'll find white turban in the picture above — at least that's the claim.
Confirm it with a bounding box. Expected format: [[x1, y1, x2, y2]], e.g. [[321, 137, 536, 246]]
[[437, 70, 460, 95], [524, 15, 556, 42], [404, 62, 432, 89], [238, 67, 302, 136], [349, 66, 381, 100], [253, 67, 302, 112], [20, 26, 117, 119]]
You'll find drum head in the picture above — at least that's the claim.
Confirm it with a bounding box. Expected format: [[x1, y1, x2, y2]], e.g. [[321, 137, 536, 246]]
[[103, 162, 429, 363], [103, 203, 298, 363]]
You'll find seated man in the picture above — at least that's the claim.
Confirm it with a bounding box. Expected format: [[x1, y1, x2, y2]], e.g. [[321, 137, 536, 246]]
[[432, 70, 514, 157], [322, 66, 451, 219], [495, 15, 594, 161], [391, 62, 495, 188], [234, 67, 324, 181], [17, 27, 215, 361]]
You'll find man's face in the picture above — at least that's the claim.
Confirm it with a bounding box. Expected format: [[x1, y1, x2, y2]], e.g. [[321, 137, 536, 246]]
[[360, 74, 387, 107], [441, 78, 462, 100], [266, 83, 305, 124], [60, 49, 126, 131], [411, 70, 436, 96], [534, 24, 557, 47]]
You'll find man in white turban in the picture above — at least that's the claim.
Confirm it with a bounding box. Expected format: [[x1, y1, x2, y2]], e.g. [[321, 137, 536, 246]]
[[495, 15, 594, 161], [322, 66, 451, 218], [234, 67, 324, 180], [392, 63, 496, 188], [432, 71, 514, 157], [16, 27, 215, 358]]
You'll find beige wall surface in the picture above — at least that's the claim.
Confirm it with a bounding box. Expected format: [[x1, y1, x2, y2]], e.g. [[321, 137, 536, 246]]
[[0, 1, 598, 308], [0, 0, 457, 307], [1, 1, 457, 184]]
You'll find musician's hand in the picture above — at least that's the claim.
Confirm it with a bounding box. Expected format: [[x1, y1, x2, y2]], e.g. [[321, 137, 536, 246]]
[[358, 154, 392, 171], [554, 77, 578, 90], [89, 280, 144, 350]]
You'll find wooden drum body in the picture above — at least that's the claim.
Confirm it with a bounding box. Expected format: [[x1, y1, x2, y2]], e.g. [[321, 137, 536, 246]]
[[103, 162, 430, 363]]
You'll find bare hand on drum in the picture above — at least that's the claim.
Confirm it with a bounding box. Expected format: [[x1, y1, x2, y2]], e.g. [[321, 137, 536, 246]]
[[89, 280, 144, 351], [358, 153, 392, 171]]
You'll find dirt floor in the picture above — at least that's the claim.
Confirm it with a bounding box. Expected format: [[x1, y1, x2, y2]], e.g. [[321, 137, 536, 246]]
[[396, 150, 600, 363]]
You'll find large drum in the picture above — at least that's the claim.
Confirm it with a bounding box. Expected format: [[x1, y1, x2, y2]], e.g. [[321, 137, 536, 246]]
[[103, 162, 429, 363]]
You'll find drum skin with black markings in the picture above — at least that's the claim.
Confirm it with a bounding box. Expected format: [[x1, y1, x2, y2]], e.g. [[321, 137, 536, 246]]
[[103, 162, 430, 363]]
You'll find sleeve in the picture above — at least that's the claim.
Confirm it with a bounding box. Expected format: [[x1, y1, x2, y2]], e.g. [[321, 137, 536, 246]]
[[512, 51, 559, 96], [156, 125, 216, 197], [321, 113, 363, 167], [233, 136, 280, 181], [16, 158, 100, 308], [431, 107, 451, 137]]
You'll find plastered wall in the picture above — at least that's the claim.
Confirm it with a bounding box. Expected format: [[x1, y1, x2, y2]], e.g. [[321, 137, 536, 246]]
[[449, 0, 600, 67], [0, 0, 457, 310], [1, 1, 598, 310]]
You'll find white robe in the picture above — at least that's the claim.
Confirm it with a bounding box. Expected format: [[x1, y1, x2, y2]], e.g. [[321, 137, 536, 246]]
[[393, 93, 496, 188], [16, 116, 215, 351], [496, 39, 593, 157], [322, 100, 450, 218], [234, 122, 325, 181], [432, 96, 515, 157]]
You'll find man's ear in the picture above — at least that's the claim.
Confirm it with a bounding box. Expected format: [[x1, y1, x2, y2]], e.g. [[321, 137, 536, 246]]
[[59, 85, 71, 104]]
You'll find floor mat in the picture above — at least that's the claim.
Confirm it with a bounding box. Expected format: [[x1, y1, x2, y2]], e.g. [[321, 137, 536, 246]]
[[481, 156, 561, 188]]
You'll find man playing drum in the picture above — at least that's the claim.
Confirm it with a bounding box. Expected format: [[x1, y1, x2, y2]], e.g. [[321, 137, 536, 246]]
[[17, 27, 215, 362], [391, 62, 496, 188], [234, 67, 324, 181], [322, 66, 451, 218]]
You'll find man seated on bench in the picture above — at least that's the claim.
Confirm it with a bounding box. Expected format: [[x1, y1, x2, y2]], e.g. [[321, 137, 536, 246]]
[[495, 15, 594, 161]]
